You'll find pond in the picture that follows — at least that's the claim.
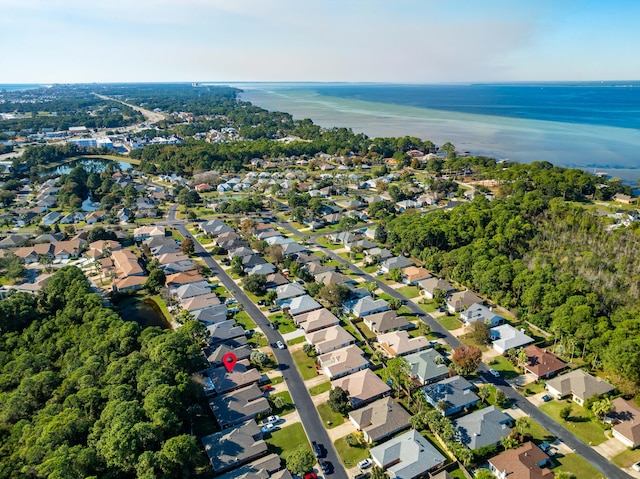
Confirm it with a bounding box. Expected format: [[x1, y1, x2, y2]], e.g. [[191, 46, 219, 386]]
[[115, 296, 172, 330], [41, 158, 133, 176]]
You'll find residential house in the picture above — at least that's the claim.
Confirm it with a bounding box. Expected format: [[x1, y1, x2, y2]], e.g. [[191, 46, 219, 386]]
[[344, 295, 389, 318], [209, 383, 270, 428], [304, 261, 334, 276], [281, 242, 308, 256], [318, 344, 369, 379], [175, 283, 211, 300], [610, 397, 640, 448], [523, 346, 567, 380], [229, 246, 254, 259], [111, 249, 144, 277], [369, 429, 446, 479], [181, 293, 221, 313], [208, 359, 261, 395], [116, 207, 132, 223], [294, 308, 340, 333], [193, 305, 228, 324], [460, 303, 506, 328], [453, 406, 512, 450], [423, 376, 479, 417], [286, 295, 322, 317], [380, 256, 413, 273], [447, 290, 483, 313], [401, 266, 431, 285], [417, 277, 455, 300], [41, 211, 62, 226], [490, 324, 534, 354], [545, 369, 614, 406], [201, 420, 267, 474], [345, 239, 377, 252], [85, 210, 106, 224], [205, 344, 253, 368], [378, 330, 429, 357], [206, 320, 245, 346], [406, 349, 449, 385], [275, 283, 306, 304], [363, 247, 393, 265], [364, 310, 410, 335], [395, 199, 419, 212], [488, 442, 554, 479], [613, 193, 636, 205], [265, 273, 289, 290], [165, 270, 207, 289], [331, 368, 391, 409], [133, 225, 165, 241], [214, 454, 288, 479], [314, 271, 355, 287], [246, 263, 277, 276], [306, 325, 355, 355], [349, 397, 411, 443], [200, 219, 233, 237]]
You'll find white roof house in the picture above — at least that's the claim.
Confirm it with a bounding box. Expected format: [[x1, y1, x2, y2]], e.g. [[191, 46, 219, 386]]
[[490, 324, 534, 354]]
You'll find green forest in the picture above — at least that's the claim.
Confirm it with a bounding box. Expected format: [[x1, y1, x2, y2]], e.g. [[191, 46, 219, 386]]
[[0, 267, 210, 479]]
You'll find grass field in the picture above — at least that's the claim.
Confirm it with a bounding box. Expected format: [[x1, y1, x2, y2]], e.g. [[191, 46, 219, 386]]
[[486, 355, 519, 379], [552, 453, 605, 479], [266, 423, 310, 460], [611, 448, 640, 468], [233, 311, 257, 330], [396, 285, 420, 298], [292, 349, 319, 381], [317, 402, 346, 429], [437, 314, 463, 330], [333, 435, 370, 468], [286, 336, 306, 346], [269, 391, 295, 416], [309, 381, 331, 396], [540, 400, 607, 446]]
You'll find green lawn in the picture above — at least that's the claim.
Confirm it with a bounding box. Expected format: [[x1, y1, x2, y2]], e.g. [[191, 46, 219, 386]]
[[437, 314, 463, 330], [396, 285, 420, 298], [447, 467, 468, 479], [266, 423, 310, 460], [309, 381, 332, 396], [271, 313, 298, 334], [316, 237, 343, 250], [540, 400, 607, 446], [287, 336, 306, 346], [269, 391, 295, 416], [355, 321, 377, 340], [170, 228, 184, 242], [268, 376, 284, 385], [149, 295, 172, 322], [233, 311, 257, 330], [292, 349, 319, 381], [333, 435, 370, 468], [419, 301, 438, 313], [552, 453, 605, 479], [317, 402, 346, 429], [247, 332, 269, 348], [486, 355, 519, 379], [522, 418, 554, 443], [611, 448, 640, 468], [522, 381, 547, 396]]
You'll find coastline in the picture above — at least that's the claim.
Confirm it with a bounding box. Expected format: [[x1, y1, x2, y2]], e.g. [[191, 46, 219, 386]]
[[240, 87, 640, 183]]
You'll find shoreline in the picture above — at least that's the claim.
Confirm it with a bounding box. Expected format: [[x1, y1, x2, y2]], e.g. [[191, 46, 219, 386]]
[[240, 88, 640, 183]]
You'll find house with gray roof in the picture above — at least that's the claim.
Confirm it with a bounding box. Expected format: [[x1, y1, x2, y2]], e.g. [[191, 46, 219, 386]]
[[281, 242, 308, 256], [418, 277, 456, 299], [208, 359, 261, 395], [364, 310, 410, 334], [214, 454, 287, 479], [205, 343, 252, 367], [364, 247, 393, 265], [344, 295, 389, 318], [318, 344, 369, 379], [275, 282, 306, 303], [206, 320, 246, 346], [545, 369, 614, 406], [287, 294, 322, 317], [460, 303, 505, 328], [423, 375, 479, 416], [380, 256, 414, 273], [453, 405, 512, 450], [369, 429, 446, 479], [200, 219, 233, 237], [490, 324, 534, 354], [209, 383, 270, 428], [314, 271, 355, 287], [349, 396, 411, 443], [175, 283, 211, 300], [247, 263, 277, 276], [294, 308, 340, 333], [202, 420, 267, 474], [406, 349, 449, 385], [447, 290, 483, 313]]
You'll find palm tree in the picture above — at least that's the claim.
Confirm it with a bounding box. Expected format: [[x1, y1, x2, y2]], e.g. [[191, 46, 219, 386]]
[[478, 385, 491, 404]]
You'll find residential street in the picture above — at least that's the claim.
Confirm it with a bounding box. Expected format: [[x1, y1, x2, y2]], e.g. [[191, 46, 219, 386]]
[[174, 219, 348, 479]]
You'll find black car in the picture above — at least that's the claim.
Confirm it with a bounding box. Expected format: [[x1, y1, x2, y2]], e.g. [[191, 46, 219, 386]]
[[320, 461, 333, 474], [354, 474, 371, 479], [312, 441, 322, 458]]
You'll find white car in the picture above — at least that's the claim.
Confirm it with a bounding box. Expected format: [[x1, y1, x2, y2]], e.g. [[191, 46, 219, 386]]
[[263, 415, 280, 425], [276, 340, 286, 349], [632, 462, 640, 472], [261, 423, 276, 433], [357, 459, 372, 469], [489, 369, 500, 378]]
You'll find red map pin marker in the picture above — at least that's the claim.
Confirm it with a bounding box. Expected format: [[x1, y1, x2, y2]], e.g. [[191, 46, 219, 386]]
[[222, 352, 237, 373]]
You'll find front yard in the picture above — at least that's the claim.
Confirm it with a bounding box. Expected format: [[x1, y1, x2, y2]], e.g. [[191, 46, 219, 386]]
[[552, 453, 605, 479], [317, 402, 346, 429], [291, 349, 319, 381], [265, 423, 310, 461], [540, 400, 608, 446], [333, 434, 370, 468]]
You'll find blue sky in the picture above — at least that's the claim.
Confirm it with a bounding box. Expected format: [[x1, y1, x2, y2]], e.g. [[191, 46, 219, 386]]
[[1, 0, 638, 83]]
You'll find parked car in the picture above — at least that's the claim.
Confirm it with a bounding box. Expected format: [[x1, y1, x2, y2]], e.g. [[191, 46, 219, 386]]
[[276, 340, 286, 349], [263, 415, 280, 425], [270, 322, 278, 330], [261, 423, 276, 433], [268, 306, 280, 313], [357, 459, 372, 469], [354, 474, 371, 479], [303, 473, 318, 479], [489, 369, 500, 378], [320, 461, 332, 474], [312, 441, 322, 458], [541, 394, 552, 402], [260, 385, 274, 392], [632, 462, 640, 472], [539, 443, 551, 452]]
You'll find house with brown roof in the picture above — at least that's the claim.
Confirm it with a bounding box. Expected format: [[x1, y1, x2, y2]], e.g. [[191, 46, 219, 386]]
[[378, 330, 429, 357], [165, 270, 206, 288], [447, 290, 483, 313], [349, 396, 411, 443], [610, 397, 640, 448], [331, 368, 391, 409], [401, 266, 431, 285], [418, 277, 455, 300], [318, 344, 369, 379], [294, 308, 340, 333], [306, 325, 355, 354], [488, 442, 554, 479], [363, 310, 410, 335], [523, 346, 567, 380]]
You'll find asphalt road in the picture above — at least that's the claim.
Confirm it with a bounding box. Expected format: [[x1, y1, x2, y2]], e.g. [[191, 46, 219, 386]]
[[174, 220, 348, 479], [278, 219, 632, 479]]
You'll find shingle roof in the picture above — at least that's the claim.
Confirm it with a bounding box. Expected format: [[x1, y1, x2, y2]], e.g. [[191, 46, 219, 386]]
[[349, 397, 411, 443], [369, 429, 445, 478], [488, 442, 554, 479], [453, 405, 512, 450]]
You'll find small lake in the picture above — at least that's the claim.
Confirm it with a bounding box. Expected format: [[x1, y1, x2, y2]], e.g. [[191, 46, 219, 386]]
[[116, 296, 172, 330], [41, 158, 133, 176]]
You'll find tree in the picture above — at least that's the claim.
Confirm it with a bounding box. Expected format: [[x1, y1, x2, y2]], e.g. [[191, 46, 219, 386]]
[[286, 446, 316, 475], [555, 471, 576, 479], [175, 309, 194, 324], [433, 288, 448, 307], [515, 416, 530, 436], [318, 283, 350, 309], [591, 397, 613, 423], [302, 343, 315, 356], [230, 256, 245, 276], [145, 268, 166, 294], [559, 404, 572, 421], [250, 350, 270, 368], [451, 345, 482, 376], [265, 290, 277, 305], [180, 238, 195, 255], [478, 385, 491, 404], [157, 435, 200, 477], [370, 465, 388, 479], [388, 267, 403, 283], [468, 321, 490, 346], [474, 469, 496, 479], [516, 347, 529, 369], [243, 274, 267, 295], [494, 389, 507, 407], [265, 244, 284, 265], [381, 357, 411, 399], [388, 298, 402, 310], [269, 395, 287, 410], [328, 386, 350, 415], [375, 224, 388, 243]]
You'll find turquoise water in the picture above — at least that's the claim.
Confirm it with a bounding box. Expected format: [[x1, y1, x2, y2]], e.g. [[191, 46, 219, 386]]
[[239, 83, 640, 182], [0, 84, 42, 91]]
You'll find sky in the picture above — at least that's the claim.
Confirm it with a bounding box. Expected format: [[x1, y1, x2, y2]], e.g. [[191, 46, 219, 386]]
[[1, 0, 639, 84]]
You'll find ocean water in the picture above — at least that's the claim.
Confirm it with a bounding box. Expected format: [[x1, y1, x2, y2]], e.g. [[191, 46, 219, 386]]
[[238, 83, 640, 183], [0, 84, 42, 91]]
